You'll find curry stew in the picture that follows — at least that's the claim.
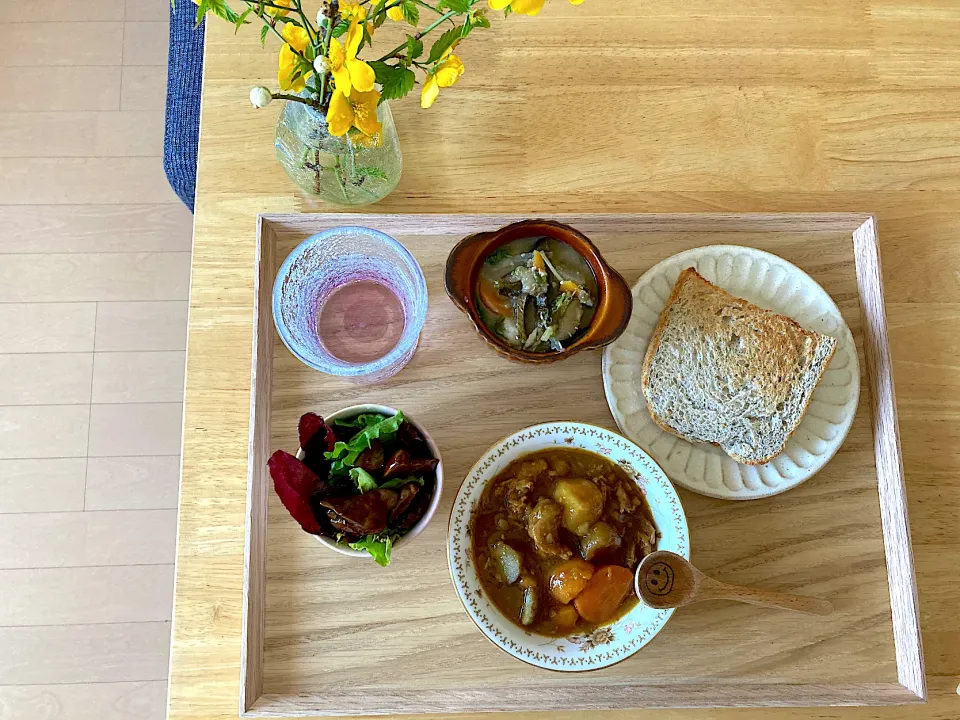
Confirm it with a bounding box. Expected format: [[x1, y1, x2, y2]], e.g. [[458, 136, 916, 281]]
[[472, 448, 660, 637]]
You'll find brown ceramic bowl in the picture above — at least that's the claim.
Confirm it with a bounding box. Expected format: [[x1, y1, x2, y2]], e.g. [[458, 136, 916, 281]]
[[444, 220, 633, 363]]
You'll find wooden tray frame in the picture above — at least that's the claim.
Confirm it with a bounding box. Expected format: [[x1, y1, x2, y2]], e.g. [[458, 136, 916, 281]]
[[241, 213, 924, 717]]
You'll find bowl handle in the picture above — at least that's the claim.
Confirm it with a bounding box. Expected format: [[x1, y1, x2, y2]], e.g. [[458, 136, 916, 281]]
[[444, 231, 496, 314], [579, 265, 634, 350]]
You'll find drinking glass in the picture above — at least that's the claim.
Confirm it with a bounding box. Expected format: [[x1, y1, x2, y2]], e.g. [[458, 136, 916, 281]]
[[272, 227, 427, 382]]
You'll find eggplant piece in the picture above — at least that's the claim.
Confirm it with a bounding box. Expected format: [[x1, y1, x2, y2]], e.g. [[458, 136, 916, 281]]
[[580, 521, 622, 561], [383, 449, 440, 479], [512, 296, 528, 346], [354, 440, 385, 472], [517, 572, 540, 626], [554, 298, 584, 342], [318, 493, 390, 535], [492, 541, 522, 585]]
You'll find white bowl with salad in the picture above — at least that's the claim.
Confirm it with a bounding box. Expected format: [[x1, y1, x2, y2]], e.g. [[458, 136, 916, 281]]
[[267, 404, 442, 566]]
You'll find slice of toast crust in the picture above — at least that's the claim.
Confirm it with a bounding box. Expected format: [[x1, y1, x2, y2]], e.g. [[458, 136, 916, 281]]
[[640, 267, 838, 465]]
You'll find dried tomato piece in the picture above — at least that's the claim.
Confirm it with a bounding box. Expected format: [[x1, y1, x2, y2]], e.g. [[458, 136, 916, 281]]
[[319, 493, 390, 535], [354, 440, 385, 472], [391, 482, 419, 520], [394, 484, 432, 531], [268, 450, 325, 535], [383, 449, 440, 479], [396, 421, 429, 455]]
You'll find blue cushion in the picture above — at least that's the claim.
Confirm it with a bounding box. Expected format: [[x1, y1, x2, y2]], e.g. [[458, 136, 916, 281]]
[[164, 1, 205, 213]]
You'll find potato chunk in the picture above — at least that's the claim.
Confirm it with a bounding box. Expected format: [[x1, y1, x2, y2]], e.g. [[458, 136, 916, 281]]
[[552, 478, 603, 536]]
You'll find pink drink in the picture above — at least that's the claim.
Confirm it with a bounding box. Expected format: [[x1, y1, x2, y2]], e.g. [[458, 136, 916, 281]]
[[316, 280, 406, 364]]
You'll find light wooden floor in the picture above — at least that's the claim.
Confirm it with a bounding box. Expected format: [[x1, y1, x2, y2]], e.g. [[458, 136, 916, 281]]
[[0, 2, 189, 718]]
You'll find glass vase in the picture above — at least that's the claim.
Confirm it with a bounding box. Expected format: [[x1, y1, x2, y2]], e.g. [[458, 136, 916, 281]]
[[275, 99, 402, 206]]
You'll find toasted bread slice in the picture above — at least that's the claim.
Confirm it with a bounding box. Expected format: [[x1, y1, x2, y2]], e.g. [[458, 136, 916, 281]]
[[640, 268, 837, 465]]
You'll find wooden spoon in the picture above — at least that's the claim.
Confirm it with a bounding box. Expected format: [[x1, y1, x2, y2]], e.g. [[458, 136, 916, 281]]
[[635, 551, 833, 616]]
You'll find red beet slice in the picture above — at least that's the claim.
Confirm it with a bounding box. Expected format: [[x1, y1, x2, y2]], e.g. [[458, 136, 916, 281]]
[[298, 413, 337, 478], [268, 450, 325, 535], [298, 412, 336, 453]]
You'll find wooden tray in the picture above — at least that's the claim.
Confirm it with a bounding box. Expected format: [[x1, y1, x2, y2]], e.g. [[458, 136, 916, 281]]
[[241, 213, 924, 717]]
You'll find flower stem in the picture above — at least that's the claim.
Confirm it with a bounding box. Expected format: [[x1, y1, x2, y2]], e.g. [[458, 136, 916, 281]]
[[244, 1, 312, 63], [318, 2, 337, 112], [291, 0, 317, 43], [412, 0, 445, 15], [374, 9, 458, 61], [272, 92, 321, 108], [333, 156, 350, 200]]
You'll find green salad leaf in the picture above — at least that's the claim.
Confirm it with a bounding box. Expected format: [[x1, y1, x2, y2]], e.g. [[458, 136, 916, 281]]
[[324, 411, 406, 474], [349, 533, 398, 567], [378, 474, 427, 490], [334, 413, 388, 429], [349, 467, 379, 493]]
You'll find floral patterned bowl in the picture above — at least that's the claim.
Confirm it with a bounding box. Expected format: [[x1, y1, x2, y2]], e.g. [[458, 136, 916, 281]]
[[447, 422, 690, 671]]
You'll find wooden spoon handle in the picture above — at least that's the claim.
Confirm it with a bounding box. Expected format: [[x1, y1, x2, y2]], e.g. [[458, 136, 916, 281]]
[[698, 579, 833, 616]]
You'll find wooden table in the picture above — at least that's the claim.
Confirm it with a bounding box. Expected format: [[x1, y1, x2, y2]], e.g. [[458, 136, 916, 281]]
[[170, 1, 960, 719]]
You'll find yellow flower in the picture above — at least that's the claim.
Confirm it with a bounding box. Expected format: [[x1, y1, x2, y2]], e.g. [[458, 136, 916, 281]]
[[327, 22, 375, 97], [488, 0, 544, 15], [326, 88, 382, 137], [277, 24, 312, 92], [420, 54, 464, 108], [265, 0, 292, 17], [488, 0, 583, 14], [386, 4, 404, 21], [349, 128, 384, 148], [340, 2, 367, 21]]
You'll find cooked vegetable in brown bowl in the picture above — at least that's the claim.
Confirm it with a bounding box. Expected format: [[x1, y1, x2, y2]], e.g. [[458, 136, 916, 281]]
[[445, 220, 633, 363], [268, 404, 442, 566]]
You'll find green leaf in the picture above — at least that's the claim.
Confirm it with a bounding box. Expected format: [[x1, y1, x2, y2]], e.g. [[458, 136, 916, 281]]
[[406, 34, 424, 60], [360, 22, 374, 51], [370, 62, 416, 101], [378, 474, 426, 490], [334, 413, 389, 429], [323, 411, 405, 473], [332, 19, 350, 37], [355, 166, 389, 181], [349, 467, 379, 493], [485, 247, 511, 264], [503, 5, 512, 17], [439, 0, 471, 11], [426, 25, 463, 63], [348, 534, 396, 567], [260, 24, 269, 46], [233, 6, 252, 31], [470, 9, 491, 28], [401, 0, 419, 25], [203, 0, 241, 24]]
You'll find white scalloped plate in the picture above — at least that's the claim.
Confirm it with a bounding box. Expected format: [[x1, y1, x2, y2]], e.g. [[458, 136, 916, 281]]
[[602, 245, 860, 500]]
